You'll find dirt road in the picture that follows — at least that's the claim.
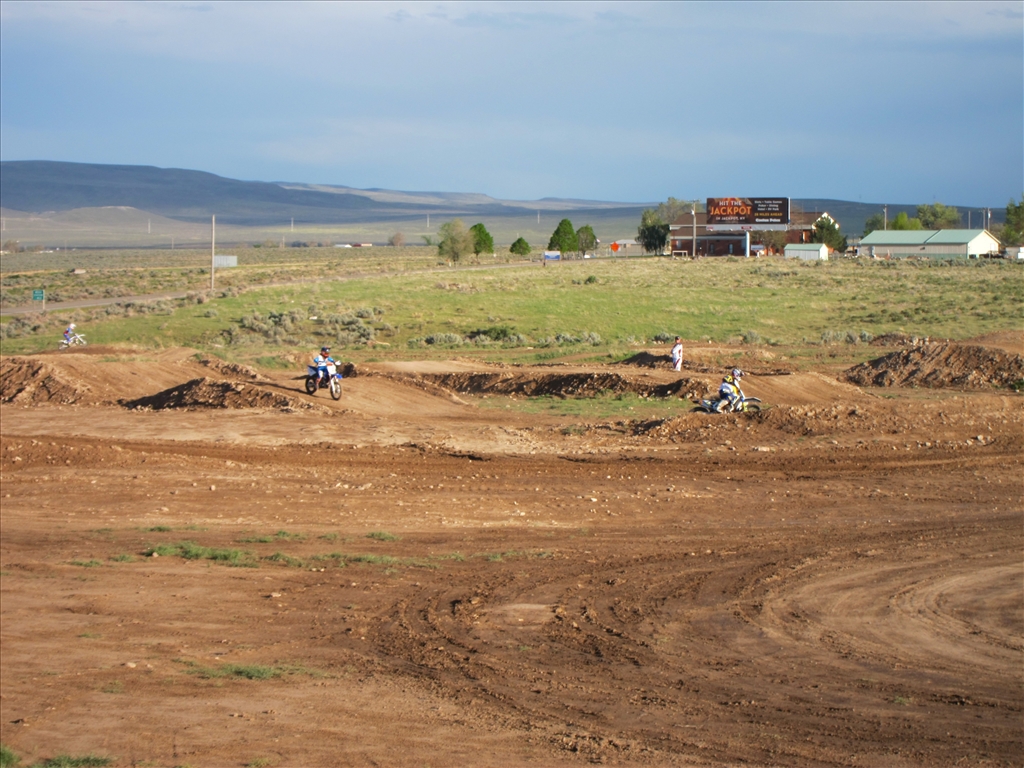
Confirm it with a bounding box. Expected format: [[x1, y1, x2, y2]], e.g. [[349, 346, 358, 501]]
[[1, 342, 1021, 767]]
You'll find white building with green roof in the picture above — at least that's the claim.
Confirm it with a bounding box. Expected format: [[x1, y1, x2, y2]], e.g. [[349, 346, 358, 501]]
[[859, 229, 1001, 259]]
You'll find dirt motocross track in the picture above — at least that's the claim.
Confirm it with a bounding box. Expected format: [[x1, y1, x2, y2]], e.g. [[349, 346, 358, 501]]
[[1, 338, 1022, 768]]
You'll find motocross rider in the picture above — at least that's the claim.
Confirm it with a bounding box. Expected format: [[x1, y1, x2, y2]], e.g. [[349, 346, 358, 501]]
[[716, 369, 744, 412], [63, 323, 76, 343], [313, 346, 336, 386]]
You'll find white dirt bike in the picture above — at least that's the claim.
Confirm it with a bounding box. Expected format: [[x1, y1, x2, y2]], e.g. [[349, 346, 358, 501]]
[[305, 361, 343, 400], [58, 333, 87, 350]]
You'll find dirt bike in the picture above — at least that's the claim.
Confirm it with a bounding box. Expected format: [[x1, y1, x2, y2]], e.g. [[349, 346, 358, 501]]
[[58, 333, 87, 350], [305, 361, 343, 400], [692, 387, 762, 414]]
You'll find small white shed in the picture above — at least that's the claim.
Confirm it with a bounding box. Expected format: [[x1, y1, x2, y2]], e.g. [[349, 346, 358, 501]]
[[785, 243, 829, 261]]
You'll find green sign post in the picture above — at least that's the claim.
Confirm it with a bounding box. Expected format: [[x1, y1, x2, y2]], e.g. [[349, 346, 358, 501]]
[[32, 288, 45, 311]]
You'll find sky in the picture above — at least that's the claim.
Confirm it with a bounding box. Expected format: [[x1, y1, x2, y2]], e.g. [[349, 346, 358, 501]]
[[1, 1, 1021, 206]]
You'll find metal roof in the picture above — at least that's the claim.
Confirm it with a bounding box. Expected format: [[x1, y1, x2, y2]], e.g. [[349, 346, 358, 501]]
[[784, 243, 827, 250], [860, 229, 989, 246], [923, 229, 988, 244], [860, 231, 932, 245]]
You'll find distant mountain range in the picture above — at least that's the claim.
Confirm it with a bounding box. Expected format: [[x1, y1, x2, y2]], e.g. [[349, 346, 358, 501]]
[[0, 161, 650, 227], [0, 160, 1005, 236]]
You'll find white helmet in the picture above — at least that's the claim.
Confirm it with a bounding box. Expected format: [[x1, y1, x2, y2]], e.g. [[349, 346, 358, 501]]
[[731, 368, 743, 379], [69, 323, 76, 329]]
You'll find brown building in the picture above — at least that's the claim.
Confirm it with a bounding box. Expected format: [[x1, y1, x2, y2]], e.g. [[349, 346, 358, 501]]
[[668, 210, 838, 257]]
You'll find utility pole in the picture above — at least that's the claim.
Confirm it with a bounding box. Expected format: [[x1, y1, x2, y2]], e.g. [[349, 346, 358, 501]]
[[691, 201, 697, 259], [883, 205, 888, 230], [211, 215, 216, 290]]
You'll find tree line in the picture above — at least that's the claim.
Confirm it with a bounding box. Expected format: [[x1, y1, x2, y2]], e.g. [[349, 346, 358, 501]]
[[407, 194, 1024, 264], [426, 218, 599, 263]]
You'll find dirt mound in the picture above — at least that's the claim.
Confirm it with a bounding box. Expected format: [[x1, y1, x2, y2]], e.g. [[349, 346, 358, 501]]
[[406, 371, 713, 400], [842, 342, 1024, 389], [0, 356, 95, 404], [869, 332, 927, 347], [122, 377, 328, 411], [617, 351, 671, 368], [197, 357, 265, 380]]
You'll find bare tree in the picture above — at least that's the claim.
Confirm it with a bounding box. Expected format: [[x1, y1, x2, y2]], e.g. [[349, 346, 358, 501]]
[[437, 219, 475, 263], [388, 232, 406, 247]]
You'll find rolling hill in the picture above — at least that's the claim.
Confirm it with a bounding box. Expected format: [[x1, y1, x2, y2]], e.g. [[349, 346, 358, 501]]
[[0, 161, 1006, 247]]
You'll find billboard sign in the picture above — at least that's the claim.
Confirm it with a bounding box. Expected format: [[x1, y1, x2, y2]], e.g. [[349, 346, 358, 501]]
[[706, 198, 790, 231]]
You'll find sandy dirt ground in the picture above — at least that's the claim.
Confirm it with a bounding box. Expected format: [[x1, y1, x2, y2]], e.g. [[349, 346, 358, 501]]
[[1, 338, 1022, 767]]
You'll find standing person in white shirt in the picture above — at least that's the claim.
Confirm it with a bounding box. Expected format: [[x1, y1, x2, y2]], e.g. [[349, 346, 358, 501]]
[[670, 336, 683, 372]]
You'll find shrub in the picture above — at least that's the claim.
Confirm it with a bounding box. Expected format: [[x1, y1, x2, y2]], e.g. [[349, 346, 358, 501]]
[[424, 332, 464, 346]]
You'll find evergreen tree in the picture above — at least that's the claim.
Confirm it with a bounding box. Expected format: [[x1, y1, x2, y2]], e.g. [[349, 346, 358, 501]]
[[469, 223, 494, 255], [812, 217, 847, 252], [636, 209, 669, 254], [509, 237, 532, 256], [547, 218, 578, 254], [1000, 195, 1023, 246], [576, 224, 597, 255]]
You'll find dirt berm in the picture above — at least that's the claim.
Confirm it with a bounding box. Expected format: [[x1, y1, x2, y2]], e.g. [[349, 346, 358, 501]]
[[122, 377, 328, 412], [842, 340, 1024, 389]]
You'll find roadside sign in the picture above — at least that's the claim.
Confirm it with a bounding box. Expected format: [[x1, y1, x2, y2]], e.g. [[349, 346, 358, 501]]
[[610, 242, 620, 252], [32, 289, 44, 301]]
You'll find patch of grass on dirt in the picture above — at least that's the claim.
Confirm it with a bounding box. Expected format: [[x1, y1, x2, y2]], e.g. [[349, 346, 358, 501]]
[[318, 552, 438, 569], [145, 525, 173, 532], [264, 552, 304, 567], [30, 755, 113, 768], [1, 744, 20, 768], [69, 560, 102, 568], [239, 530, 305, 544], [479, 549, 551, 562], [431, 552, 465, 562], [318, 532, 339, 541], [109, 553, 134, 562], [145, 541, 257, 567], [366, 531, 400, 541], [100, 680, 124, 694], [176, 660, 321, 680]]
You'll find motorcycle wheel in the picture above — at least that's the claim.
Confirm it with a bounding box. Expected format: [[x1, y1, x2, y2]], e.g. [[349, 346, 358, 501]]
[[304, 376, 318, 395], [329, 377, 342, 400], [742, 403, 761, 414], [58, 342, 68, 351], [691, 405, 712, 413]]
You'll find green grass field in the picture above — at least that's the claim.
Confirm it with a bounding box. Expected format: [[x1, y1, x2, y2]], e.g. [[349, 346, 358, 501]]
[[2, 252, 1021, 367]]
